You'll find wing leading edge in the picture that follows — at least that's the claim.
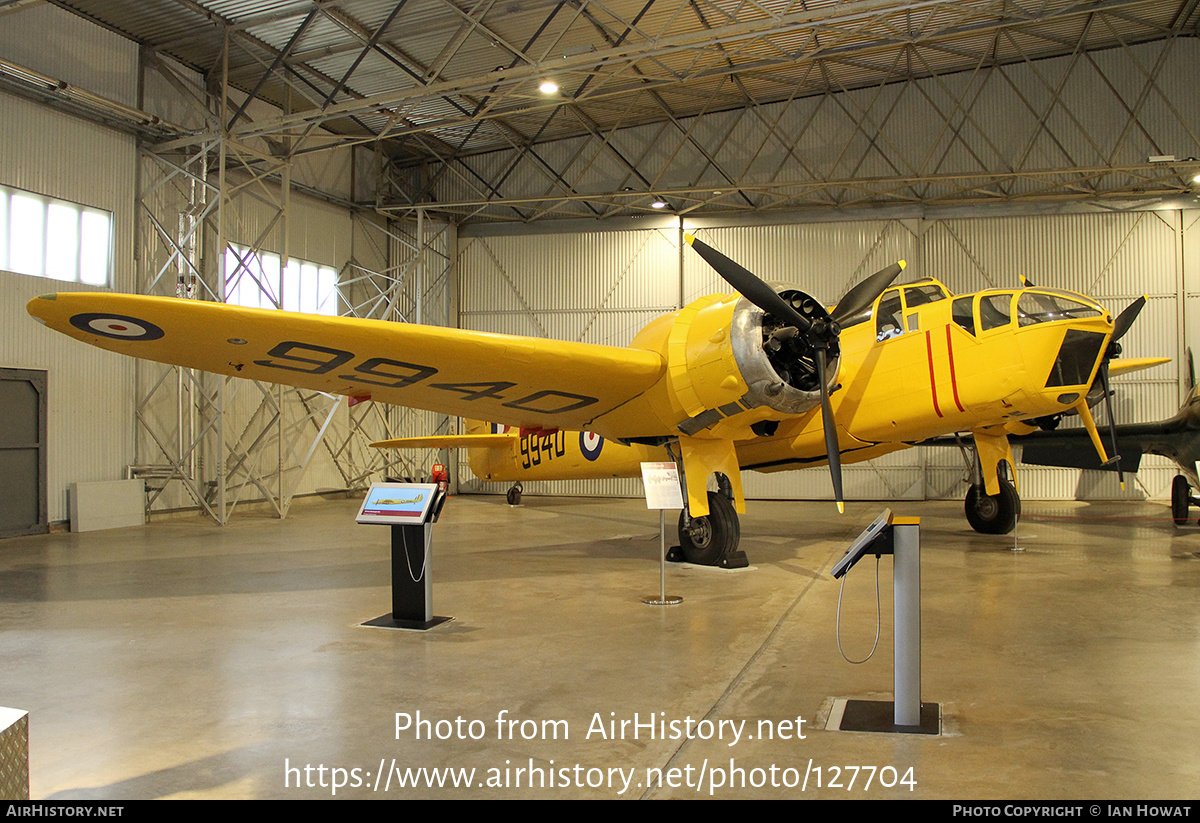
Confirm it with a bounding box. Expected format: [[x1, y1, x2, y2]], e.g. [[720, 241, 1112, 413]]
[[28, 293, 666, 434]]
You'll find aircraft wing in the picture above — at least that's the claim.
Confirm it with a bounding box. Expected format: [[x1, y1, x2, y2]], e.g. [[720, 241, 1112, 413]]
[[1012, 417, 1195, 474], [371, 434, 515, 449], [1107, 357, 1171, 377], [27, 293, 666, 433], [922, 415, 1192, 475]]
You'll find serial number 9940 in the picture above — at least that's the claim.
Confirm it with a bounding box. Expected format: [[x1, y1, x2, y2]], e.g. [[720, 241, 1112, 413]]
[[519, 431, 567, 468]]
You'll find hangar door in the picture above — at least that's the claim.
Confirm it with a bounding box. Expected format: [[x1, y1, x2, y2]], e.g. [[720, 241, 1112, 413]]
[[0, 369, 47, 538]]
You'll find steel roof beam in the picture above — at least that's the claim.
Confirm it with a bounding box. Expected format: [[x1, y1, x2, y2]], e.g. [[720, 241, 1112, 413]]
[[229, 0, 1159, 141]]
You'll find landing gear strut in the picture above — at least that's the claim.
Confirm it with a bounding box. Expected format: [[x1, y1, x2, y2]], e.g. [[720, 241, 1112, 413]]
[[965, 476, 1020, 535], [674, 490, 748, 568]]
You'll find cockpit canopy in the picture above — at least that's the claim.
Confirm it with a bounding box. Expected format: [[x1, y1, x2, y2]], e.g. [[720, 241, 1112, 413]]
[[844, 279, 1104, 342], [840, 279, 950, 334], [952, 290, 1102, 337]]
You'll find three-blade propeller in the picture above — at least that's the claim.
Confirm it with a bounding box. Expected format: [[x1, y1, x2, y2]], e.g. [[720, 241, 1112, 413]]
[[685, 234, 905, 512]]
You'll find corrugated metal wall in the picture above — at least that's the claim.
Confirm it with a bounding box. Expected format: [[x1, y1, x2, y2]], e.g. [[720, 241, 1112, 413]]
[[459, 209, 1194, 504], [0, 4, 138, 107], [456, 223, 679, 496], [0, 7, 138, 522]]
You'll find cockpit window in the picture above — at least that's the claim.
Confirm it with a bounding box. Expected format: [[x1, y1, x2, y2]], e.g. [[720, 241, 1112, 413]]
[[903, 284, 948, 308], [876, 294, 904, 341], [979, 293, 1012, 331], [1017, 293, 1101, 326], [952, 296, 975, 335]]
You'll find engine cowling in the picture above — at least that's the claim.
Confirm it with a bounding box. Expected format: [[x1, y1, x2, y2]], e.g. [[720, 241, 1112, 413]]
[[660, 288, 840, 438]]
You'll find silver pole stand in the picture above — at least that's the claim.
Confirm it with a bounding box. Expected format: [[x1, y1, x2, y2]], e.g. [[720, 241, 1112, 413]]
[[832, 514, 939, 735], [642, 510, 682, 606], [893, 517, 921, 727]]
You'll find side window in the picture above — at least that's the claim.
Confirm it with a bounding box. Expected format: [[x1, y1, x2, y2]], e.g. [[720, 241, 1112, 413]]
[[952, 296, 975, 335], [979, 293, 1013, 332], [876, 294, 904, 341]]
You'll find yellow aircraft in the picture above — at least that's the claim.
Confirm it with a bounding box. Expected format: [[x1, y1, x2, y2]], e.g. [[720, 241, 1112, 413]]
[[26, 235, 1163, 567]]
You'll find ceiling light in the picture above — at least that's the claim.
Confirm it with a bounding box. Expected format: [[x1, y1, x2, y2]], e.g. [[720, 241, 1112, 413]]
[[538, 80, 559, 94], [651, 199, 667, 209]]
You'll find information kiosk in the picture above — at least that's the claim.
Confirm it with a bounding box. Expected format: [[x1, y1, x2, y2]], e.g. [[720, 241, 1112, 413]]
[[830, 510, 940, 735], [356, 482, 450, 630]]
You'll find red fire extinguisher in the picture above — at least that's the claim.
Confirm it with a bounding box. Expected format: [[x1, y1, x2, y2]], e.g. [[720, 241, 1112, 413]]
[[430, 463, 449, 495]]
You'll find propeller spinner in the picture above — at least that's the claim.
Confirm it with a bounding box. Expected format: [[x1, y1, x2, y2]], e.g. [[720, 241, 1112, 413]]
[[685, 234, 905, 512]]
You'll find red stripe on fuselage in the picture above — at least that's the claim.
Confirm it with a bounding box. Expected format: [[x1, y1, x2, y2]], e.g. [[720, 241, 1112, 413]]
[[925, 331, 944, 418], [945, 325, 965, 413]]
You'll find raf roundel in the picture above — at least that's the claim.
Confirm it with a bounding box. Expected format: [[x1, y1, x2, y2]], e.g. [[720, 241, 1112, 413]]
[[579, 431, 604, 461], [69, 313, 165, 341]]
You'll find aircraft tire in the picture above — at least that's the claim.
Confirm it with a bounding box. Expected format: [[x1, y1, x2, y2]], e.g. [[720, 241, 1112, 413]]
[[1171, 475, 1190, 526], [678, 491, 740, 566], [506, 485, 522, 506], [965, 478, 1020, 535]]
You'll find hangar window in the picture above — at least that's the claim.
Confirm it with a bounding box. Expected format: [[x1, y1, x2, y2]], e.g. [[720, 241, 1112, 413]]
[[223, 244, 339, 316], [0, 184, 112, 286]]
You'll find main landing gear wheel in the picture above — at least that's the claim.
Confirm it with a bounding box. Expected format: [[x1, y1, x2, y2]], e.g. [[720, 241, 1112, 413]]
[[677, 491, 742, 567], [965, 477, 1020, 535], [1171, 475, 1191, 526], [506, 483, 522, 506]]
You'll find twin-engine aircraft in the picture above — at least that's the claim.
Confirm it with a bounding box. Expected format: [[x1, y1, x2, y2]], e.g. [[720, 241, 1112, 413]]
[[27, 235, 1162, 567]]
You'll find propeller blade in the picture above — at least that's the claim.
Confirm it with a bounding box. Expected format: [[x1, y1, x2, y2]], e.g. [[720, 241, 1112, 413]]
[[830, 261, 906, 325], [684, 234, 812, 333], [815, 347, 844, 513], [684, 233, 850, 513], [1111, 295, 1146, 345], [1096, 363, 1125, 490]]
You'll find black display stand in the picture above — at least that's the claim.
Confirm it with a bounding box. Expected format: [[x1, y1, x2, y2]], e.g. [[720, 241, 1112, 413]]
[[837, 699, 940, 735], [357, 484, 451, 631]]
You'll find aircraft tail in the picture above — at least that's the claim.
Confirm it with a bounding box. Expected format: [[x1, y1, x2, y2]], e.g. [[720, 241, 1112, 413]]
[[370, 420, 515, 480]]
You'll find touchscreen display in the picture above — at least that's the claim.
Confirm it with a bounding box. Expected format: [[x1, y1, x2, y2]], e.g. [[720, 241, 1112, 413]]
[[356, 483, 440, 525]]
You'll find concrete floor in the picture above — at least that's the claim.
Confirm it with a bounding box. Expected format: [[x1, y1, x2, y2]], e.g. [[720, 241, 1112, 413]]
[[2, 492, 1199, 800]]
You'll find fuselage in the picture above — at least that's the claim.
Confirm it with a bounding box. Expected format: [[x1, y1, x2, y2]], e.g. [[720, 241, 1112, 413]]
[[469, 279, 1116, 483]]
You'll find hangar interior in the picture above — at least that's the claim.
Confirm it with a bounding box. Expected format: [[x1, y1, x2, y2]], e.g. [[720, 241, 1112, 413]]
[[1, 0, 1200, 800]]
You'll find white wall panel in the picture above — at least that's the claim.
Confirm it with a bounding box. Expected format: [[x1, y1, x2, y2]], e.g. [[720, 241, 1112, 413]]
[[0, 92, 135, 292], [680, 219, 919, 305], [0, 3, 137, 106], [0, 275, 134, 523], [0, 78, 138, 523]]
